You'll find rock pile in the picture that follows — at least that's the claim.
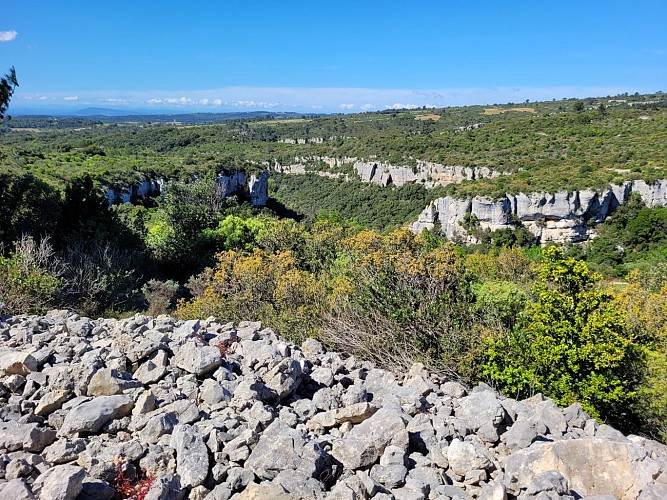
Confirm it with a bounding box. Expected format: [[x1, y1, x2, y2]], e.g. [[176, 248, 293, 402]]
[[0, 310, 666, 499]]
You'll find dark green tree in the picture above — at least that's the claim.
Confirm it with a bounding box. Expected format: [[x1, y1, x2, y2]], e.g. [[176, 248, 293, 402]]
[[0, 67, 19, 119]]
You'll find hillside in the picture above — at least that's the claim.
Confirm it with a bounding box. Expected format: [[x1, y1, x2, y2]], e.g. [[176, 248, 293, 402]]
[[1, 93, 665, 198], [1, 93, 667, 459]]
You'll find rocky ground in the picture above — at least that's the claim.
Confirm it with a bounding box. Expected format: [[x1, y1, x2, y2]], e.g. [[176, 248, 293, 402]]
[[0, 310, 666, 500]]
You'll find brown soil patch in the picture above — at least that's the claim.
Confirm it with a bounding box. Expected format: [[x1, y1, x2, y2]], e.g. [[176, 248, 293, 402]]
[[415, 114, 441, 121]]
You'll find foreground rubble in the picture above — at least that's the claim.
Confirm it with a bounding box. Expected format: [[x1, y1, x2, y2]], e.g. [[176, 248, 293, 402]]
[[0, 310, 665, 499]]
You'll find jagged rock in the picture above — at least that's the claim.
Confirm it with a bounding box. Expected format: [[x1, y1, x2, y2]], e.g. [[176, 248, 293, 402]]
[[370, 463, 408, 488], [5, 458, 33, 479], [134, 350, 169, 384], [0, 421, 56, 452], [140, 412, 178, 444], [261, 358, 303, 401], [226, 467, 255, 491], [411, 180, 667, 244], [301, 338, 325, 359], [32, 464, 85, 500], [447, 438, 493, 477], [0, 478, 36, 499], [42, 437, 87, 464], [331, 406, 409, 470], [58, 395, 134, 436], [0, 312, 665, 500], [523, 398, 568, 437], [78, 478, 116, 500], [87, 368, 141, 396], [199, 378, 230, 405], [245, 419, 330, 483], [236, 482, 298, 499], [35, 389, 70, 417], [504, 437, 663, 498], [77, 439, 144, 480], [171, 424, 209, 488], [144, 473, 184, 500], [0, 349, 38, 376], [306, 402, 378, 433], [455, 389, 507, 432], [502, 420, 539, 451], [523, 470, 570, 497], [174, 342, 222, 376], [133, 390, 158, 416]]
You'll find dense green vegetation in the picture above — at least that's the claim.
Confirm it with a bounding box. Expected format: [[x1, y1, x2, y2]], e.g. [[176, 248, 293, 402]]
[[1, 92, 665, 199], [270, 172, 433, 229], [1, 91, 667, 442]]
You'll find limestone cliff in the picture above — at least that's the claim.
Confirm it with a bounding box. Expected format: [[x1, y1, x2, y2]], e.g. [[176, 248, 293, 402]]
[[106, 171, 270, 207], [411, 180, 667, 243], [272, 156, 507, 188]]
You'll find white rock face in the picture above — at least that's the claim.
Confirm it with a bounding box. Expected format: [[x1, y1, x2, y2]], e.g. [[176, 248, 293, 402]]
[[248, 171, 270, 206], [411, 180, 667, 244], [106, 171, 271, 207], [273, 156, 508, 188]]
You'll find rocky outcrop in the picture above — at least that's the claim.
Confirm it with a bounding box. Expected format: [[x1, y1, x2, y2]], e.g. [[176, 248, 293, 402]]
[[106, 171, 271, 207], [272, 156, 507, 188], [105, 177, 165, 205], [411, 180, 667, 244], [0, 310, 666, 499]]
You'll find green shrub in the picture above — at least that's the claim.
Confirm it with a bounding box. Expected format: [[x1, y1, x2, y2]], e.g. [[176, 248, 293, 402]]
[[483, 246, 642, 424], [0, 237, 61, 314]]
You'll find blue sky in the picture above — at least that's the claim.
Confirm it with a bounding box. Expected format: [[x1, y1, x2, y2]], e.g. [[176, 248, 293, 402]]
[[1, 0, 665, 113]]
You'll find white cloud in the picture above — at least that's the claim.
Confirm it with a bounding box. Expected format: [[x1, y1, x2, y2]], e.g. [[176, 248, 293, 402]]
[[63, 96, 78, 101], [230, 100, 280, 108], [0, 30, 18, 42], [15, 85, 654, 112], [384, 103, 420, 110]]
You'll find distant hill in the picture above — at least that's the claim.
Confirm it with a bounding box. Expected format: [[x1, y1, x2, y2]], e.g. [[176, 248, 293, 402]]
[[67, 110, 309, 124], [70, 107, 144, 117]]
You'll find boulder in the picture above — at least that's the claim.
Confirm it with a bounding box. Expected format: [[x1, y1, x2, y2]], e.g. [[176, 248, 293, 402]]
[[35, 389, 71, 417], [171, 424, 209, 488], [447, 438, 493, 477], [504, 437, 663, 499], [58, 395, 134, 435], [245, 419, 330, 483], [174, 342, 222, 376], [32, 464, 86, 500], [0, 349, 38, 376], [331, 406, 409, 470], [87, 368, 140, 396]]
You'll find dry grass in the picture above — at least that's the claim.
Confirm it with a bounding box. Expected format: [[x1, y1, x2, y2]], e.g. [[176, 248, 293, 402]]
[[483, 107, 536, 115], [415, 114, 441, 122]]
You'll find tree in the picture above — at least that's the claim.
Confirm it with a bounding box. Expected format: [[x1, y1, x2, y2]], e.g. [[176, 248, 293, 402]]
[[484, 247, 642, 424], [0, 173, 62, 247], [0, 67, 19, 119]]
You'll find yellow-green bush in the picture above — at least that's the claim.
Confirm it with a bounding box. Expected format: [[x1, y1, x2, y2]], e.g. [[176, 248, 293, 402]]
[[176, 248, 325, 342]]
